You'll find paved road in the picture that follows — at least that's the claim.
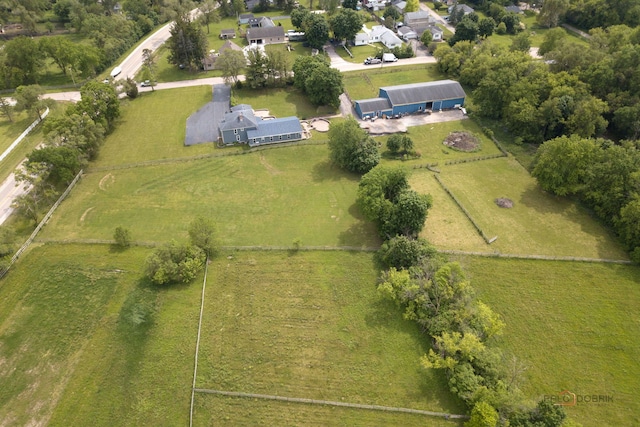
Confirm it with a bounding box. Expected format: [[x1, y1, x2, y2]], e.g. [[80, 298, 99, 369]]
[[116, 8, 202, 80], [0, 173, 26, 224]]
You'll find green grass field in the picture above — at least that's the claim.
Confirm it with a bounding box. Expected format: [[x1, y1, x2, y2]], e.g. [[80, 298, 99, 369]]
[[0, 244, 200, 426], [193, 250, 465, 425], [233, 86, 335, 119], [40, 145, 379, 248], [335, 43, 384, 64], [93, 86, 216, 168], [343, 64, 445, 100], [457, 256, 640, 427], [377, 120, 502, 165], [432, 157, 628, 259]]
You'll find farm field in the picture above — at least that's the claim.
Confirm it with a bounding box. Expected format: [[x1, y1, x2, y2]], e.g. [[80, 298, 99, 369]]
[[457, 256, 640, 427], [0, 244, 199, 426], [193, 250, 465, 425], [377, 120, 502, 165], [39, 145, 379, 248], [430, 157, 628, 259]]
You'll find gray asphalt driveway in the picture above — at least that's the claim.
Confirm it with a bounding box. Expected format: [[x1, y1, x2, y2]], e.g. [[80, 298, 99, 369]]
[[184, 84, 231, 146]]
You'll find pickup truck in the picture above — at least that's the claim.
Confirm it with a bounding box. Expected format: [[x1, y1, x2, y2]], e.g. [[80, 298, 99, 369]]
[[364, 57, 382, 65]]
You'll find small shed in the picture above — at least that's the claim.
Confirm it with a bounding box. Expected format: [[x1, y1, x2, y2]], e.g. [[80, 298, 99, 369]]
[[220, 29, 236, 39]]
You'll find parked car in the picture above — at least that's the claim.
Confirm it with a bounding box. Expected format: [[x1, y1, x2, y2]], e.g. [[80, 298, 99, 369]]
[[364, 57, 382, 65], [140, 80, 151, 87]]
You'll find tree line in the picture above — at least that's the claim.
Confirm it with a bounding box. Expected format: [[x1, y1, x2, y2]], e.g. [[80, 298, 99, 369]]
[[435, 25, 640, 143], [325, 119, 572, 426]]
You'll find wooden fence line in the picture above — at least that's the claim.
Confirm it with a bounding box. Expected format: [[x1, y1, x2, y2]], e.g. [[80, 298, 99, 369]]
[[87, 139, 329, 173], [0, 107, 50, 163], [433, 174, 497, 245], [193, 388, 468, 420], [441, 250, 632, 264], [0, 169, 83, 279]]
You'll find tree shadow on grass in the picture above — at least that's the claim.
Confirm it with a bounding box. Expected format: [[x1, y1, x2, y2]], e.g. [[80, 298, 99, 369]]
[[311, 159, 361, 183], [338, 203, 380, 247], [518, 185, 571, 215]]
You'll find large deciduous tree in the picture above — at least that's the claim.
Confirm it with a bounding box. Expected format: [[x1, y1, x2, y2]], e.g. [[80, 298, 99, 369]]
[[167, 13, 208, 71], [305, 66, 343, 108], [14, 85, 48, 120], [538, 0, 569, 28], [189, 216, 217, 257], [2, 36, 42, 86], [330, 8, 363, 43], [304, 13, 330, 50], [217, 49, 246, 85], [73, 81, 120, 132], [328, 117, 379, 174], [145, 241, 206, 285]]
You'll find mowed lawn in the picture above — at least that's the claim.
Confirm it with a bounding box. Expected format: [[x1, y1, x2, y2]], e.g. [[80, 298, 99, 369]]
[[93, 86, 217, 168], [0, 112, 47, 183], [39, 145, 379, 248], [343, 64, 445, 100], [233, 86, 335, 119], [377, 120, 503, 165], [434, 157, 628, 259], [0, 244, 201, 426], [458, 257, 640, 427], [193, 251, 465, 426]]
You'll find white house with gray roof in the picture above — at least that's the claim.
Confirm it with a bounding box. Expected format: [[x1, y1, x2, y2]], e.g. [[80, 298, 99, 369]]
[[218, 105, 303, 147], [354, 25, 403, 48]]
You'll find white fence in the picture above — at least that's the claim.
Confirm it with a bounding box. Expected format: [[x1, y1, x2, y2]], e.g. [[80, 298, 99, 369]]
[[0, 107, 50, 163]]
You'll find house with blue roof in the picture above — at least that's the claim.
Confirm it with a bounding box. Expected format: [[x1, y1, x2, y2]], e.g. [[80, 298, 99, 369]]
[[218, 104, 304, 147]]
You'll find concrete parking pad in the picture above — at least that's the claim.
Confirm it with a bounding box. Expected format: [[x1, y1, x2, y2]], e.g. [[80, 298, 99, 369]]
[[360, 109, 467, 135], [184, 84, 231, 146]]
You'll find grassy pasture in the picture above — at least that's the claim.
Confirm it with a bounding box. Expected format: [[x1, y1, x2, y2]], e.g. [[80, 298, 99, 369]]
[[93, 86, 216, 168], [343, 63, 445, 100], [458, 256, 640, 427], [233, 85, 335, 119], [377, 120, 502, 165], [435, 157, 628, 259], [335, 43, 384, 63], [193, 251, 465, 424], [40, 145, 379, 247], [0, 244, 200, 426]]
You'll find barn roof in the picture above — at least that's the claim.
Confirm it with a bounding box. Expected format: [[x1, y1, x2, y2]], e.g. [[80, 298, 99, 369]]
[[380, 80, 466, 105], [355, 97, 392, 114]]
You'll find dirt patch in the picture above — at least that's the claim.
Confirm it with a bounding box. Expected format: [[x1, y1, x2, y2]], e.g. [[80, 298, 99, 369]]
[[98, 173, 114, 190], [259, 154, 281, 175], [80, 207, 95, 222], [495, 197, 514, 208], [443, 131, 480, 152], [310, 118, 330, 132]]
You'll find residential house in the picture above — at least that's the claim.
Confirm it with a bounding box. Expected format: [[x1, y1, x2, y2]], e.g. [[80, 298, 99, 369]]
[[247, 26, 285, 44], [393, 0, 407, 14], [404, 10, 435, 35], [448, 3, 475, 14], [398, 26, 417, 41], [248, 16, 275, 28], [363, 0, 386, 11], [354, 25, 403, 48], [354, 80, 466, 119], [220, 29, 236, 39], [218, 104, 303, 147], [238, 13, 254, 24], [202, 40, 244, 70], [427, 25, 443, 41]]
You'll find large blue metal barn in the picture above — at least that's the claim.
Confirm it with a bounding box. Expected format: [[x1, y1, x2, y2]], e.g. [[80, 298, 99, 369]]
[[354, 80, 466, 119]]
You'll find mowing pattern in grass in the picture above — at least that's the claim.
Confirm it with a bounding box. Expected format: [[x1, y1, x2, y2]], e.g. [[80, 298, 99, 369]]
[[434, 157, 628, 259], [458, 256, 640, 427], [193, 251, 465, 424], [194, 394, 464, 426], [342, 64, 445, 100], [93, 86, 216, 168], [40, 145, 379, 248]]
